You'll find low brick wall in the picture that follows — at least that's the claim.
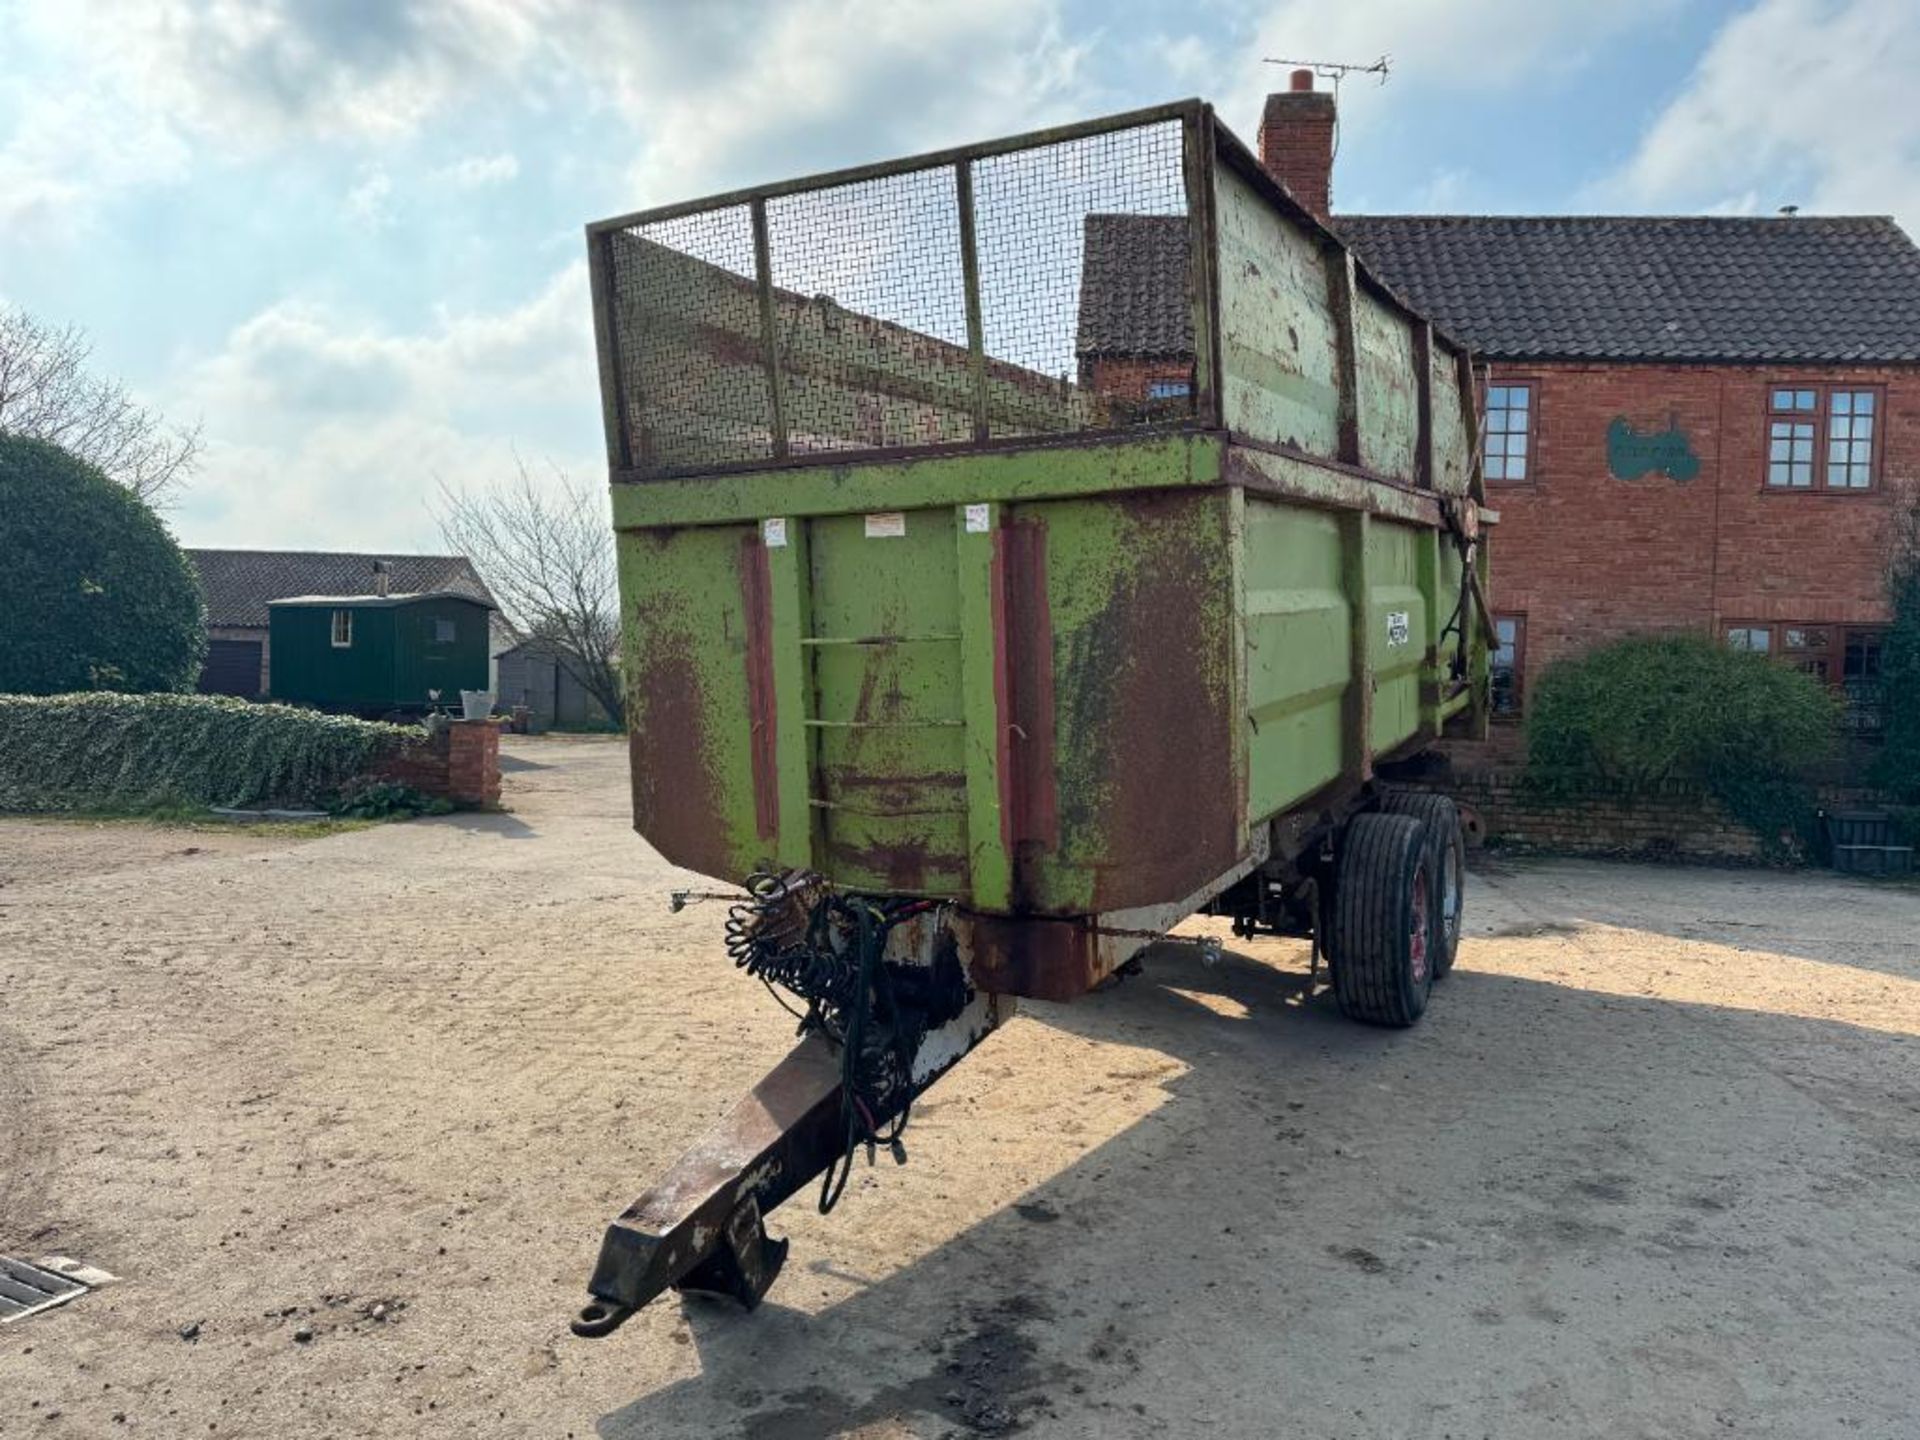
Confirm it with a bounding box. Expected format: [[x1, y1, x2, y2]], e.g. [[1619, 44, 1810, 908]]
[[1410, 766, 1898, 865], [379, 719, 502, 809], [1424, 770, 1765, 861]]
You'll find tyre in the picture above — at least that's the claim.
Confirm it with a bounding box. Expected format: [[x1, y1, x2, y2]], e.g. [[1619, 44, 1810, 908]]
[[1378, 790, 1466, 978], [1326, 812, 1432, 1027]]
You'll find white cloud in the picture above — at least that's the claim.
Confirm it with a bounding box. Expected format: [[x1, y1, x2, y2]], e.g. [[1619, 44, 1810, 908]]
[[344, 167, 395, 228], [599, 0, 1089, 202], [0, 77, 191, 237], [440, 152, 520, 189], [1610, 0, 1920, 231], [34, 0, 547, 145], [169, 263, 603, 549]]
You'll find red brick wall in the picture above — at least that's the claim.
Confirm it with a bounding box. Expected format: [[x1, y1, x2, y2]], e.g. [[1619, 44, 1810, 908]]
[[1085, 357, 1193, 403], [378, 720, 501, 809], [1259, 85, 1335, 219], [1482, 360, 1920, 689]]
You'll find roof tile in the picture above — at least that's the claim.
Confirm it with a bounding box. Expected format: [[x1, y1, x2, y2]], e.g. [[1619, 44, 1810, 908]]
[[186, 550, 496, 629]]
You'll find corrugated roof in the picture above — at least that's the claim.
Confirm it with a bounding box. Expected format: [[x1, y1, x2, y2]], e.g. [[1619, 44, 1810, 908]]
[[187, 550, 496, 629], [1076, 213, 1194, 359], [1337, 215, 1920, 363]]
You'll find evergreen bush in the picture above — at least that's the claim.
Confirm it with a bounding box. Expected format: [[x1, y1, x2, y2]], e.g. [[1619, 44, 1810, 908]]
[[1, 435, 205, 694]]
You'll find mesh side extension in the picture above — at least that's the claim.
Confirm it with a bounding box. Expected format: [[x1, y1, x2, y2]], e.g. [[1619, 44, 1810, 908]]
[[975, 119, 1193, 439], [608, 205, 770, 474], [604, 114, 1199, 478], [767, 167, 973, 455]]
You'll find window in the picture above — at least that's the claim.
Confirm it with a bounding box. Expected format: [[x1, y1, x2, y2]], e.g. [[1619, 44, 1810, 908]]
[[330, 609, 353, 648], [1783, 624, 1833, 683], [433, 618, 457, 643], [1146, 379, 1191, 401], [1491, 615, 1525, 717], [1484, 383, 1533, 483], [1725, 621, 1887, 731], [1767, 385, 1880, 490], [1842, 629, 1885, 732]]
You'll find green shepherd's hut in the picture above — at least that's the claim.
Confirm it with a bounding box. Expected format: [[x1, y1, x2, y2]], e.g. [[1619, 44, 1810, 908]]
[[268, 583, 495, 716]]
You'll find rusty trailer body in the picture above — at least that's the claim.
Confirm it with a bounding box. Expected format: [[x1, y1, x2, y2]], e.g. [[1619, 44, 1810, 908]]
[[574, 100, 1494, 1334]]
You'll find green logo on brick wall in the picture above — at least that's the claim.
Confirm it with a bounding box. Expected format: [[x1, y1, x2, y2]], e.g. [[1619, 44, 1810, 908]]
[[1607, 415, 1700, 482]]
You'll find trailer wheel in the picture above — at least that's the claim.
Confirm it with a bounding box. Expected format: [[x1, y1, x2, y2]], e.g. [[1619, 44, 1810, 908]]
[[1377, 791, 1466, 978], [1326, 813, 1432, 1027]]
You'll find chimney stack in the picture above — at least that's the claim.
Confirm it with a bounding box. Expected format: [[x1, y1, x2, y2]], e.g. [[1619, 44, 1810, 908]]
[[1260, 69, 1336, 219], [373, 559, 391, 597]]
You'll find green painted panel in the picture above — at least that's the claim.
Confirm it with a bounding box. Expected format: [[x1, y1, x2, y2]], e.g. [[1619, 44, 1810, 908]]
[[1365, 519, 1429, 754], [268, 604, 396, 710], [1213, 162, 1340, 454], [805, 508, 969, 894], [392, 597, 491, 707], [617, 523, 762, 879], [610, 432, 1223, 531], [1429, 341, 1471, 497], [1354, 289, 1418, 482], [1024, 488, 1240, 914], [1242, 500, 1346, 820], [954, 503, 1012, 910]]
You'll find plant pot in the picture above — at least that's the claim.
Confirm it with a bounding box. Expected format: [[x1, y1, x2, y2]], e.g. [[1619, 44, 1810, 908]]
[[460, 690, 495, 721]]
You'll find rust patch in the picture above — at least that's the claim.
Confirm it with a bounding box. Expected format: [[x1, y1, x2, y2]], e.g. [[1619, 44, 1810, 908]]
[[824, 835, 966, 894], [1066, 492, 1242, 913], [628, 618, 732, 881], [964, 912, 1101, 1002], [739, 534, 779, 843]]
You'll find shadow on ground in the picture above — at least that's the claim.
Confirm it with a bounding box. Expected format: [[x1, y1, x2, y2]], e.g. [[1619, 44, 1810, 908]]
[[593, 936, 1920, 1438], [1467, 854, 1920, 978]]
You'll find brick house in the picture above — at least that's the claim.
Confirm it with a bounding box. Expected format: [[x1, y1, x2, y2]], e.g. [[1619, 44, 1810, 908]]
[[1258, 71, 1920, 742], [1077, 73, 1920, 745]]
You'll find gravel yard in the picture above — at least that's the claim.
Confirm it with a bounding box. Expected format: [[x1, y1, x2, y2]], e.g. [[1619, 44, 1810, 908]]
[[3, 735, 1918, 1438]]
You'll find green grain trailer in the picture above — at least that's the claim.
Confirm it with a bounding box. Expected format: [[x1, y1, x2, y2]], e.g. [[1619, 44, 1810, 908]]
[[571, 100, 1496, 1335], [267, 590, 494, 716]]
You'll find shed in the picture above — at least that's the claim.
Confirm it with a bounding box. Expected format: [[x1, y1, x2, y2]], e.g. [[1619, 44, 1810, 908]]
[[495, 636, 615, 732], [268, 590, 495, 715]]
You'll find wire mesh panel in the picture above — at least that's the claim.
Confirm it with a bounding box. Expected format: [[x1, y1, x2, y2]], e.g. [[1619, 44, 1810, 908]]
[[607, 205, 771, 474], [974, 119, 1194, 440], [599, 108, 1203, 477], [766, 167, 974, 455]]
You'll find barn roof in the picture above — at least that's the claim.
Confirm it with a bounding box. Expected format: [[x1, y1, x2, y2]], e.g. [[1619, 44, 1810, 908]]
[[187, 550, 495, 628]]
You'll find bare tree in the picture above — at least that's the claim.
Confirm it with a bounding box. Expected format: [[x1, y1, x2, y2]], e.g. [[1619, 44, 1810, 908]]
[[0, 307, 201, 503], [437, 458, 625, 727]]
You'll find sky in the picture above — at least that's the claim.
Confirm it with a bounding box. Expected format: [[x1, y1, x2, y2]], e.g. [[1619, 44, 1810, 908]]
[[3, 0, 1918, 553]]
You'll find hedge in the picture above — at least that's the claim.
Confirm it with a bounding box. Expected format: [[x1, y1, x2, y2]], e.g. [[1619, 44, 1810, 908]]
[[0, 692, 419, 813], [1525, 633, 1838, 855]]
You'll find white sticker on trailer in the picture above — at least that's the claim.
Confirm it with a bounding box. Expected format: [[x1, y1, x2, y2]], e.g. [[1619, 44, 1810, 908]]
[[964, 502, 991, 533], [1386, 610, 1411, 646], [762, 517, 787, 548], [864, 511, 907, 538]]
